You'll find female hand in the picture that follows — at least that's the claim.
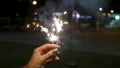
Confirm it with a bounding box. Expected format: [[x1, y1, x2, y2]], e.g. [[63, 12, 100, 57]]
[[26, 44, 61, 68]]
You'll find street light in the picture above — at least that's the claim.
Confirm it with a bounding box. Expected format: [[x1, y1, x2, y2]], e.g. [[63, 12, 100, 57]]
[[110, 10, 114, 14], [32, 0, 37, 5], [99, 7, 103, 12], [63, 11, 67, 15], [107, 13, 111, 17], [115, 15, 120, 20], [102, 12, 106, 16]]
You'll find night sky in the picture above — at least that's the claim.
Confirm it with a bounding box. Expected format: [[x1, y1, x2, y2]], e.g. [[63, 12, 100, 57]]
[[110, 0, 120, 13], [0, 0, 120, 17]]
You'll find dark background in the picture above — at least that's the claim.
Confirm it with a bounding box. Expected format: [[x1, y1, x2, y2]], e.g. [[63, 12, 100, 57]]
[[0, 0, 119, 17], [0, 0, 120, 68]]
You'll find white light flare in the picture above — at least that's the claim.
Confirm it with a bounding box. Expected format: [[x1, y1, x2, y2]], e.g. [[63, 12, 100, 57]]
[[49, 33, 59, 42], [32, 0, 37, 5], [40, 26, 48, 33], [47, 33, 50, 37], [64, 21, 68, 25], [55, 22, 62, 33], [63, 11, 67, 15], [110, 10, 114, 13], [53, 17, 63, 33], [26, 24, 30, 28], [52, 28, 56, 32], [99, 7, 103, 12], [40, 16, 65, 43], [36, 24, 40, 28]]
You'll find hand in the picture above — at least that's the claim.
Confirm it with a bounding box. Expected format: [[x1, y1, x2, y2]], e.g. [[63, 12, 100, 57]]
[[26, 44, 61, 68]]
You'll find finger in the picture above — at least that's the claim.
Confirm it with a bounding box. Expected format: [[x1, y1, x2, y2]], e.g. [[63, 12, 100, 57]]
[[55, 56, 60, 61], [44, 55, 60, 63], [41, 48, 58, 61], [38, 44, 61, 51], [45, 58, 54, 63], [54, 50, 60, 55], [45, 56, 60, 63]]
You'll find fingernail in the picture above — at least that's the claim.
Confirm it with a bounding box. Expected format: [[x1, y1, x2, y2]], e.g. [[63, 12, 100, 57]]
[[53, 48, 58, 52]]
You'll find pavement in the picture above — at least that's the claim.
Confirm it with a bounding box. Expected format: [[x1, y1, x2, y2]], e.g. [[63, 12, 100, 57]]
[[0, 30, 120, 56], [0, 30, 120, 68]]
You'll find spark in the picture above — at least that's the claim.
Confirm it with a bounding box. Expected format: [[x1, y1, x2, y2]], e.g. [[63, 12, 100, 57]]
[[48, 33, 59, 42], [53, 17, 63, 33], [40, 26, 48, 33], [47, 33, 50, 37], [40, 12, 66, 43], [52, 28, 56, 32], [64, 21, 68, 24]]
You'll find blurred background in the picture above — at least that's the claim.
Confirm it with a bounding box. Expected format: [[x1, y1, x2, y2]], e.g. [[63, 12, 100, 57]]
[[0, 0, 120, 68]]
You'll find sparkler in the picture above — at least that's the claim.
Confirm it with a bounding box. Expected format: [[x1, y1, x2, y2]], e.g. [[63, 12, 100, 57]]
[[40, 16, 63, 44]]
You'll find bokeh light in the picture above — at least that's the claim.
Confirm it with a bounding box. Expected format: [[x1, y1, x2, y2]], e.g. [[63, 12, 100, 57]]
[[32, 0, 37, 5]]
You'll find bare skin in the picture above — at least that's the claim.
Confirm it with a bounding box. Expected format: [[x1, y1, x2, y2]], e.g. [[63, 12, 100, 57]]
[[26, 44, 61, 68]]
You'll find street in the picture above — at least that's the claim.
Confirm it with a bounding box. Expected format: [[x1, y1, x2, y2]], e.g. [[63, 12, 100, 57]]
[[0, 31, 120, 68]]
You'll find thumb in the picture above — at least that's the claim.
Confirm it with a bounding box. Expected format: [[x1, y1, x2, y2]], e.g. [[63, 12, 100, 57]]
[[42, 49, 58, 61]]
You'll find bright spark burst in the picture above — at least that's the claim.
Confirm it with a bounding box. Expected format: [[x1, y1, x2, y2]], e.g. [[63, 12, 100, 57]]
[[40, 26, 48, 33], [48, 33, 59, 42], [40, 14, 67, 43], [53, 17, 63, 33]]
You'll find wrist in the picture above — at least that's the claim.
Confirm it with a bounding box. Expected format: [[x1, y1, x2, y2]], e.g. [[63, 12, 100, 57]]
[[26, 62, 44, 68]]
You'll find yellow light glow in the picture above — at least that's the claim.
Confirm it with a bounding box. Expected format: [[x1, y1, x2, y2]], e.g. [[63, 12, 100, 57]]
[[102, 13, 106, 16], [47, 33, 50, 37], [36, 24, 40, 28], [53, 17, 57, 21], [107, 13, 111, 17], [32, 0, 37, 5], [32, 22, 36, 26], [26, 24, 30, 28]]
